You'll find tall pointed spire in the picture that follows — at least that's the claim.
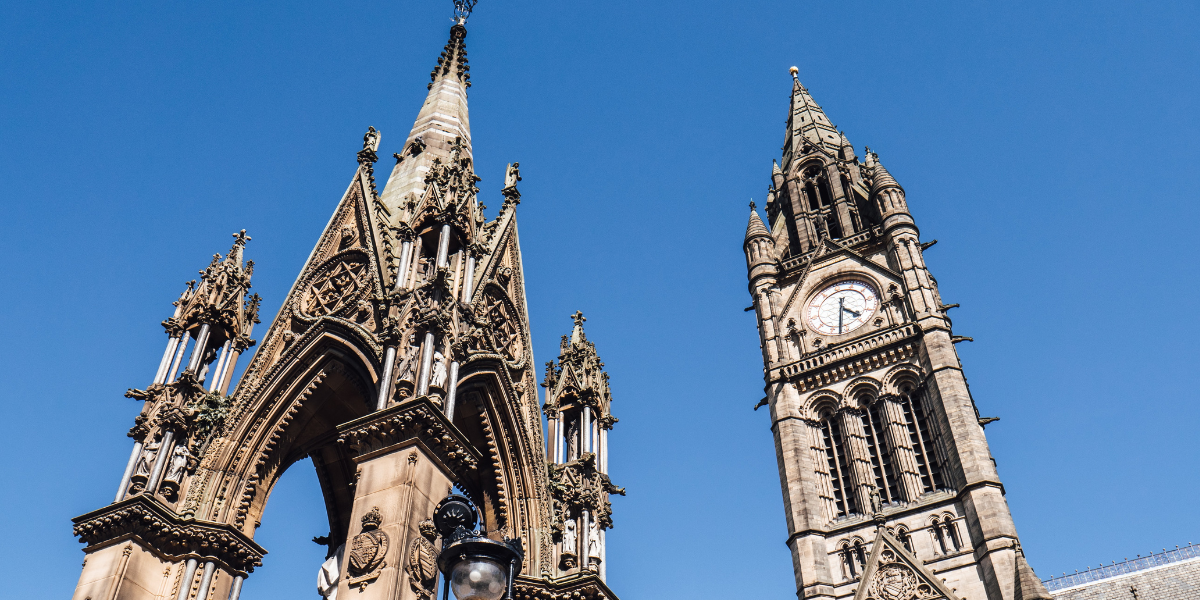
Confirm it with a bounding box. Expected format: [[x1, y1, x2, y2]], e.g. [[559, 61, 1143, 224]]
[[783, 66, 842, 169], [379, 22, 474, 216]]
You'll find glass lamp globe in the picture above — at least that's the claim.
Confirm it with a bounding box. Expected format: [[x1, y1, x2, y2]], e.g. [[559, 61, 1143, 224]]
[[449, 556, 507, 600]]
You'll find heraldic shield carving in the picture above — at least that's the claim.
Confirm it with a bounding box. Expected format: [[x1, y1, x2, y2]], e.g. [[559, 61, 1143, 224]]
[[347, 507, 389, 588]]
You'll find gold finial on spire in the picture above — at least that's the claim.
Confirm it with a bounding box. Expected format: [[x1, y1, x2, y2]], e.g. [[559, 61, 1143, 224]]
[[789, 66, 799, 79]]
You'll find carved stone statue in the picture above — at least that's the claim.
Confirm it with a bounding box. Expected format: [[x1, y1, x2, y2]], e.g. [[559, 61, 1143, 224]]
[[163, 442, 192, 485], [430, 351, 448, 390], [567, 419, 580, 461], [587, 514, 601, 561], [869, 486, 883, 515], [397, 336, 420, 386], [317, 543, 345, 599], [129, 440, 160, 491], [561, 516, 578, 558], [362, 126, 380, 153], [503, 162, 521, 190]]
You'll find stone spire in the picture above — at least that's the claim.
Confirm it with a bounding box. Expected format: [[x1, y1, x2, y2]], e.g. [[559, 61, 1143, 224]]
[[379, 22, 474, 217], [783, 66, 842, 169], [745, 202, 770, 242]]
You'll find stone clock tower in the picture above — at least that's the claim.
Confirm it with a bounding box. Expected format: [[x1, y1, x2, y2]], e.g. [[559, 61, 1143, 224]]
[[744, 67, 1052, 600]]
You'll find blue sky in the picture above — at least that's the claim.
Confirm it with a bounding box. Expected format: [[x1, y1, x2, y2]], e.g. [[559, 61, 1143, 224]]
[[2, 0, 1198, 598]]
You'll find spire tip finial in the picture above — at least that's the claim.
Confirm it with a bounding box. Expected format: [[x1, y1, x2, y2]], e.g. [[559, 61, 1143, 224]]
[[749, 199, 756, 211], [789, 66, 799, 79], [452, 0, 478, 23]]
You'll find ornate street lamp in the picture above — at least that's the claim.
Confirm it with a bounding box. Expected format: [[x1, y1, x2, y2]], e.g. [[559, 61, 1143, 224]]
[[433, 494, 524, 600]]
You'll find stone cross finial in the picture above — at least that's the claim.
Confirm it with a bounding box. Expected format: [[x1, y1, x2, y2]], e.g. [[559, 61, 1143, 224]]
[[571, 311, 586, 327], [232, 230, 251, 247], [749, 200, 756, 211]]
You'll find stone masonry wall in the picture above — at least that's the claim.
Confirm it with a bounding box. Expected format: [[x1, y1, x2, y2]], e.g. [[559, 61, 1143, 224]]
[[1052, 557, 1200, 600]]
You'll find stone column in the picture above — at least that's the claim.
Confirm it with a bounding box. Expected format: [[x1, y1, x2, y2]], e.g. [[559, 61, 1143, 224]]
[[154, 335, 182, 385], [416, 332, 436, 397], [115, 441, 144, 502], [186, 324, 211, 373], [194, 561, 216, 600], [336, 400, 479, 600], [461, 254, 476, 303], [397, 240, 414, 290], [435, 224, 451, 268], [444, 361, 460, 419], [166, 334, 190, 383], [377, 346, 398, 410], [226, 575, 244, 600], [207, 340, 234, 392], [145, 430, 176, 495], [176, 558, 200, 600]]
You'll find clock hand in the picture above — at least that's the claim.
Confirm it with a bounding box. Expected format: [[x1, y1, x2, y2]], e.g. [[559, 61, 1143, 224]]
[[838, 298, 844, 334], [842, 306, 862, 318]]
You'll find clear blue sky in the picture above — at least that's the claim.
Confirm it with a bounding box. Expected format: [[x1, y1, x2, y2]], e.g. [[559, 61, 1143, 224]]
[[2, 0, 1197, 598]]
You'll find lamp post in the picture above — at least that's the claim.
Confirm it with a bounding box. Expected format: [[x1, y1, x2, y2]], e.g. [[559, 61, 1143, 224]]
[[433, 494, 524, 600]]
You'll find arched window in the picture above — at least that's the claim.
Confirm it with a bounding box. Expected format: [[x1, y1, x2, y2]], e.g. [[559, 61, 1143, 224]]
[[861, 393, 901, 505], [839, 539, 867, 580], [897, 382, 946, 493], [930, 515, 962, 554], [892, 526, 914, 555], [819, 412, 855, 518]]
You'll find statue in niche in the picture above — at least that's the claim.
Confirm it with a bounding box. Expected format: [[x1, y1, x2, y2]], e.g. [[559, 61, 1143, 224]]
[[587, 514, 601, 568], [317, 543, 346, 599], [561, 517, 577, 556], [567, 419, 580, 462], [129, 440, 161, 491], [162, 443, 192, 484], [430, 351, 448, 390], [396, 336, 420, 389], [197, 347, 218, 385]]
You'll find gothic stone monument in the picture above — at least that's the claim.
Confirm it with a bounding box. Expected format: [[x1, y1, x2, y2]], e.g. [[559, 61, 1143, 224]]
[[70, 9, 622, 600]]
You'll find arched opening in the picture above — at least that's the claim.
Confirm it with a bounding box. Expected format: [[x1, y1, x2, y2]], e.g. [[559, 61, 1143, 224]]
[[238, 458, 330, 599]]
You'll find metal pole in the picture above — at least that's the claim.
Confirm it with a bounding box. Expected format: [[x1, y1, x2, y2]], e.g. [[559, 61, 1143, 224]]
[[194, 561, 216, 600], [444, 361, 460, 419], [377, 346, 397, 410], [175, 558, 199, 600], [115, 441, 143, 502], [145, 431, 175, 495], [226, 575, 244, 600]]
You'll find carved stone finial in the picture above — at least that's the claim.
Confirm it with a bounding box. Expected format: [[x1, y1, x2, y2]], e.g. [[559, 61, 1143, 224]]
[[749, 199, 756, 211], [363, 126, 380, 153], [232, 229, 251, 247], [571, 311, 586, 327]]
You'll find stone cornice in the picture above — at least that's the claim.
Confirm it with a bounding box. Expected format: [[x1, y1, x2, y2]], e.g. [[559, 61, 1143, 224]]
[[513, 572, 618, 600], [770, 324, 919, 391], [337, 397, 481, 477], [72, 495, 266, 573]]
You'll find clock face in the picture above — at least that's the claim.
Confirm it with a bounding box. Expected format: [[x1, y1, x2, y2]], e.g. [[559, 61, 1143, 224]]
[[806, 280, 880, 336]]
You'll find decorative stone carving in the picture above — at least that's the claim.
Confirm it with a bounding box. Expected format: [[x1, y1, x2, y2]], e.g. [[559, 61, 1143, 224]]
[[867, 563, 918, 600], [483, 288, 524, 365], [547, 453, 624, 534], [303, 257, 369, 317], [128, 440, 160, 492], [347, 507, 389, 588], [73, 495, 265, 573], [560, 518, 577, 569], [158, 442, 193, 500], [406, 520, 439, 600]]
